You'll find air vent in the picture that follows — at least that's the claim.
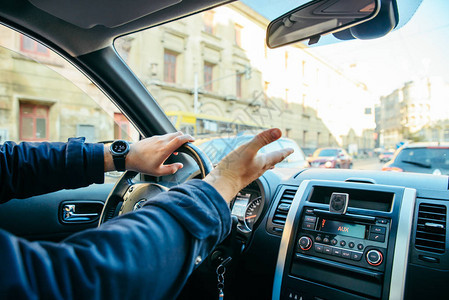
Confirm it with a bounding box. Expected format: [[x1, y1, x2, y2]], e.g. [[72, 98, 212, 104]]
[[415, 203, 447, 254], [272, 189, 297, 229]]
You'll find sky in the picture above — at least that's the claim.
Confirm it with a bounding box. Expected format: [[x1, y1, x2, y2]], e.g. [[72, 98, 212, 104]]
[[243, 0, 449, 97]]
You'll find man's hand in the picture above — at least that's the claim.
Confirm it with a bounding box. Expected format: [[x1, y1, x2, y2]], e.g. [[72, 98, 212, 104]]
[[104, 132, 194, 176], [204, 128, 294, 203]]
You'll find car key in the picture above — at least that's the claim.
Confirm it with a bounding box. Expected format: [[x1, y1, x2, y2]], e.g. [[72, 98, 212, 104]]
[[216, 257, 232, 300]]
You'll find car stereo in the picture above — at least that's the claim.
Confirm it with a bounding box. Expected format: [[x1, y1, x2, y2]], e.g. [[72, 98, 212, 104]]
[[296, 207, 389, 271], [273, 180, 416, 300]]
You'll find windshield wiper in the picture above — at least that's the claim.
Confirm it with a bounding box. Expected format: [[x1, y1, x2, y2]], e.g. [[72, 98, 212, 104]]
[[401, 160, 431, 168]]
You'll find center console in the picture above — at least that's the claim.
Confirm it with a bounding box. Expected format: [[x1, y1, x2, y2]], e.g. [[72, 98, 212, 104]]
[[273, 180, 416, 300]]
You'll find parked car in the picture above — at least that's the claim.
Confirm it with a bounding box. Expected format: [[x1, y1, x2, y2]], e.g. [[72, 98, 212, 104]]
[[382, 143, 449, 175], [379, 150, 395, 163], [307, 147, 353, 169], [196, 134, 310, 169]]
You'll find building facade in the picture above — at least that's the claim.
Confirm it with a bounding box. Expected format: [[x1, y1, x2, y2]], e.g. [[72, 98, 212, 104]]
[[377, 77, 449, 148]]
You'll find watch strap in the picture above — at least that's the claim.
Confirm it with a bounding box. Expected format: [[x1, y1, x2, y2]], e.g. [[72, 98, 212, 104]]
[[113, 155, 127, 171]]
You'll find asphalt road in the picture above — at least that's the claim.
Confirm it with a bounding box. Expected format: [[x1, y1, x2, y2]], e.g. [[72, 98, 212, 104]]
[[352, 157, 385, 171]]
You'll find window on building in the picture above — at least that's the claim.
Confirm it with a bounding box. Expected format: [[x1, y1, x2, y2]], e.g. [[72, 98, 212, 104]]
[[20, 35, 50, 56], [20, 103, 49, 141], [77, 124, 96, 142], [203, 11, 215, 34], [444, 129, 449, 141], [114, 113, 131, 140], [204, 62, 214, 92], [432, 128, 439, 141], [164, 50, 177, 83], [236, 73, 243, 98], [234, 24, 242, 47]]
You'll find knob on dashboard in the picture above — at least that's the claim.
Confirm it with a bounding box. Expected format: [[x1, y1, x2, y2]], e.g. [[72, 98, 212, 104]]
[[366, 249, 383, 266], [298, 236, 313, 251]]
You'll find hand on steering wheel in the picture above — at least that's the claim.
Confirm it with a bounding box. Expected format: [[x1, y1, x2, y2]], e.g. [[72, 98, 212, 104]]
[[103, 131, 194, 176], [99, 132, 210, 225]]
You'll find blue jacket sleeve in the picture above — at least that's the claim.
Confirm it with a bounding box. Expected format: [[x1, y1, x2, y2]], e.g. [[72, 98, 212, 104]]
[[0, 138, 104, 202], [0, 179, 231, 300]]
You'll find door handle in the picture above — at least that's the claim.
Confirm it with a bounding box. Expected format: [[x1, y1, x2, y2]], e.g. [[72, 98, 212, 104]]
[[62, 203, 101, 223]]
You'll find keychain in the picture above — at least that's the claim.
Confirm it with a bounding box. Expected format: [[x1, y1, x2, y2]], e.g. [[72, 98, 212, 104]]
[[216, 257, 232, 300]]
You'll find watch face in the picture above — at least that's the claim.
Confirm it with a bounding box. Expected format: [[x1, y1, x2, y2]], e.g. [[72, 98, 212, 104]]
[[111, 140, 129, 154]]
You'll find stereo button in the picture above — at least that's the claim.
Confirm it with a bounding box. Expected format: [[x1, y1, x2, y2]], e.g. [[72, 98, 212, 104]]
[[348, 242, 355, 248], [341, 250, 351, 259], [314, 244, 324, 253], [332, 248, 342, 257], [357, 244, 364, 250], [302, 222, 315, 230], [371, 226, 386, 235], [315, 235, 322, 242], [331, 239, 338, 245], [351, 252, 362, 261], [298, 236, 313, 251], [323, 237, 330, 244], [323, 246, 332, 255], [369, 233, 385, 243], [377, 218, 389, 224], [367, 249, 383, 266], [304, 215, 317, 223], [340, 240, 346, 247]]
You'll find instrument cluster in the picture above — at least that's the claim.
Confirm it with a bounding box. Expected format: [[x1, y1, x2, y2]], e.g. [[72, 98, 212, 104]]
[[231, 184, 264, 232]]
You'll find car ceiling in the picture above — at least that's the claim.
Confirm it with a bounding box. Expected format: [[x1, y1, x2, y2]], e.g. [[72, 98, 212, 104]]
[[0, 0, 233, 56]]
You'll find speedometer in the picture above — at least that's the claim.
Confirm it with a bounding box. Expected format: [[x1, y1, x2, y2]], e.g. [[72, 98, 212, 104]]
[[244, 197, 263, 230]]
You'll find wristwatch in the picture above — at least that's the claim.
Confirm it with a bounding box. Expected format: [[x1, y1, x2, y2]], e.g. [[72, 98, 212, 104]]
[[109, 140, 130, 171]]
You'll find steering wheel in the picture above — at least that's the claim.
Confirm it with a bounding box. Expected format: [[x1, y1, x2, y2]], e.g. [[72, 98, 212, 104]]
[[98, 142, 213, 225]]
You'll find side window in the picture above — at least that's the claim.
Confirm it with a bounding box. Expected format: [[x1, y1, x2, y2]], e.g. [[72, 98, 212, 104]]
[[0, 29, 139, 182]]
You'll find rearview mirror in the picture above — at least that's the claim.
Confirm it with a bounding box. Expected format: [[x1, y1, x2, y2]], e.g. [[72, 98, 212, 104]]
[[266, 0, 380, 48]]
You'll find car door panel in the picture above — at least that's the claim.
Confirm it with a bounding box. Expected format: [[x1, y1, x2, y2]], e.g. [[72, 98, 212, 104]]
[[0, 184, 113, 241]]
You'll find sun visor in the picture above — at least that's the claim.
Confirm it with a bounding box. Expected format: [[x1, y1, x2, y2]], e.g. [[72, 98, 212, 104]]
[[28, 0, 181, 29]]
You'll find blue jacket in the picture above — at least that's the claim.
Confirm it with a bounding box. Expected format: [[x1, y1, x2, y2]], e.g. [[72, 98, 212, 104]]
[[0, 138, 231, 299]]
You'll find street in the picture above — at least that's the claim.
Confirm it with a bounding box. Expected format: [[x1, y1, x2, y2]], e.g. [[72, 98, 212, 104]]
[[352, 157, 384, 171]]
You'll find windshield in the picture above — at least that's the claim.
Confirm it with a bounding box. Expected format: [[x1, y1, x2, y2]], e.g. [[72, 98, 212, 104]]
[[116, 0, 449, 174]]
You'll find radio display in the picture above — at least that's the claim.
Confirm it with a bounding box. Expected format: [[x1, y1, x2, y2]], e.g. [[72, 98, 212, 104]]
[[319, 218, 366, 239]]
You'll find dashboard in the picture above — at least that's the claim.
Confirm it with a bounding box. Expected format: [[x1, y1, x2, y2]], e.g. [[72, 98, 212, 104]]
[[208, 168, 449, 300]]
